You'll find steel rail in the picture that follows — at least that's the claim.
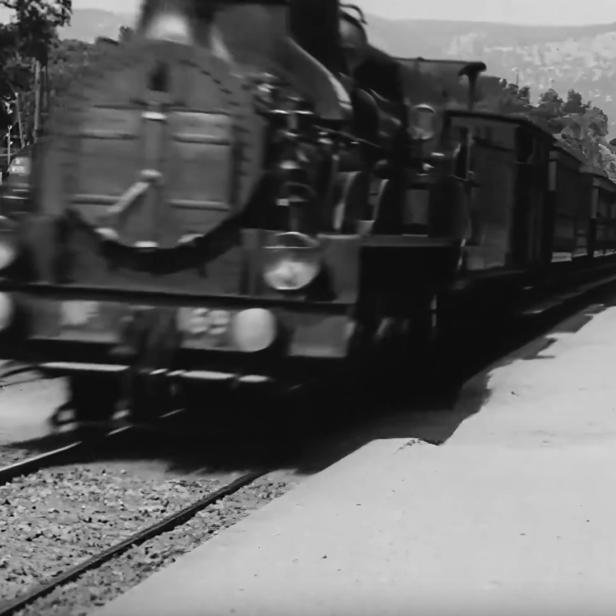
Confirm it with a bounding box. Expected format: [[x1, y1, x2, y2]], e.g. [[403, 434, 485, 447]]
[[0, 410, 186, 486], [0, 469, 267, 616], [0, 424, 135, 486]]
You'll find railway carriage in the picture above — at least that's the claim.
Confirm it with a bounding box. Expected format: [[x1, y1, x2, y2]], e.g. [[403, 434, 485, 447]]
[[548, 142, 586, 263], [1, 0, 616, 424], [582, 167, 616, 259]]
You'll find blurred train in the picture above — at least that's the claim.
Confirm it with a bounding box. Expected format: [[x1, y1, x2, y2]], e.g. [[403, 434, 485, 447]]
[[1, 0, 616, 423]]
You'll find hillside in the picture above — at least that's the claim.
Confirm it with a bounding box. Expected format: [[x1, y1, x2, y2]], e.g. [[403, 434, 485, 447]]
[[367, 17, 616, 134], [59, 9, 616, 133], [58, 8, 135, 42]]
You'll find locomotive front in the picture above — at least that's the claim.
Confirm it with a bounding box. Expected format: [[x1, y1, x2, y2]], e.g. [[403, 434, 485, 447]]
[[0, 0, 384, 422]]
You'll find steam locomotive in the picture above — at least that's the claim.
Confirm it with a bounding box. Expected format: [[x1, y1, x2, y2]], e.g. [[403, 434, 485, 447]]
[[1, 0, 616, 424]]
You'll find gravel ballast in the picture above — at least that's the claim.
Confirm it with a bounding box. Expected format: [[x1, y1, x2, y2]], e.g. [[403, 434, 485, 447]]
[[0, 448, 38, 469], [5, 470, 295, 616], [0, 462, 228, 604], [0, 379, 302, 616]]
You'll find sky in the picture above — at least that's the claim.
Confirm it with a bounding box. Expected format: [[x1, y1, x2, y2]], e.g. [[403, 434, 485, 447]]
[[2, 0, 616, 27], [66, 0, 616, 26]]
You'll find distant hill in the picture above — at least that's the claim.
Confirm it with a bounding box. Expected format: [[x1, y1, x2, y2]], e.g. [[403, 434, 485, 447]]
[[366, 17, 616, 134], [58, 8, 135, 42], [59, 9, 616, 133]]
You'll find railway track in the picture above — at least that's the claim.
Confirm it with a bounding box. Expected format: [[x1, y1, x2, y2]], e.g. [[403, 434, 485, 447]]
[[0, 469, 267, 616], [0, 425, 134, 487], [0, 407, 190, 487], [0, 397, 276, 616]]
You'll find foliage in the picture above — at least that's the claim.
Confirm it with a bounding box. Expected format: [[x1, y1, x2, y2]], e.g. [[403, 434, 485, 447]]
[[531, 90, 615, 179], [0, 6, 132, 145], [16, 34, 124, 141], [47, 38, 95, 98], [8, 0, 72, 61], [477, 80, 532, 116], [0, 0, 72, 143], [481, 79, 616, 181]]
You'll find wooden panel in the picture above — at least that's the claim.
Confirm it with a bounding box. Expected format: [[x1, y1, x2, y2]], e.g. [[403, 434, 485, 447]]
[[74, 106, 142, 200], [465, 144, 516, 270], [166, 111, 233, 212], [552, 159, 582, 256], [403, 189, 429, 227], [36, 38, 264, 253]]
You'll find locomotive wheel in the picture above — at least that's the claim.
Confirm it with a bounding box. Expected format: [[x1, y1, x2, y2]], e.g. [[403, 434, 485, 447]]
[[55, 374, 120, 424], [128, 373, 174, 424]]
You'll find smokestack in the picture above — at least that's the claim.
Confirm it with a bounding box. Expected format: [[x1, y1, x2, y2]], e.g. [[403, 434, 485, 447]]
[[137, 0, 194, 42], [289, 0, 345, 74]]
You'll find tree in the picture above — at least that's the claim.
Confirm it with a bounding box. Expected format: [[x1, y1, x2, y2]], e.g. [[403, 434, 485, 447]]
[[46, 38, 94, 98], [3, 0, 72, 62], [563, 89, 589, 115], [479, 80, 616, 181], [476, 79, 533, 116], [530, 88, 565, 132], [0, 0, 72, 140], [537, 91, 616, 179]]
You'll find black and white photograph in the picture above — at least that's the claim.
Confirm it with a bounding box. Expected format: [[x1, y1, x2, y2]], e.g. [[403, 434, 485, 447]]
[[1, 0, 616, 614]]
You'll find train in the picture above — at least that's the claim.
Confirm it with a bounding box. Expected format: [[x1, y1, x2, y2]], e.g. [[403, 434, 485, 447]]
[[1, 0, 616, 424]]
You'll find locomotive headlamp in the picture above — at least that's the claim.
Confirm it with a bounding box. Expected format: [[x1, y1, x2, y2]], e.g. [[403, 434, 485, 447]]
[[231, 308, 277, 353], [409, 104, 438, 142], [0, 217, 17, 271], [0, 240, 16, 271], [0, 292, 14, 332], [263, 232, 321, 292]]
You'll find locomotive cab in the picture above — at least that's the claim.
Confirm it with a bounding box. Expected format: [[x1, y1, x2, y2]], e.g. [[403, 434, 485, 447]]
[[393, 58, 488, 238]]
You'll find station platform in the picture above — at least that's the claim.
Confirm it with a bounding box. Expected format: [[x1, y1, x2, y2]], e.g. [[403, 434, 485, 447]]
[[93, 302, 616, 616]]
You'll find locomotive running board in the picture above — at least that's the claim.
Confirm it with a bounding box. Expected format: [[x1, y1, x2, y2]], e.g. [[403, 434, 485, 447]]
[[39, 362, 130, 374], [521, 273, 616, 317], [36, 364, 274, 387], [169, 370, 273, 385]]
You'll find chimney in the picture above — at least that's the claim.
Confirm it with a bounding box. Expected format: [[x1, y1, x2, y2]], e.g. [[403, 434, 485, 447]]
[[289, 0, 345, 74]]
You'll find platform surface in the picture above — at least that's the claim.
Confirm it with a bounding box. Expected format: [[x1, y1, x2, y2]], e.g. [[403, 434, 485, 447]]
[[93, 303, 616, 616]]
